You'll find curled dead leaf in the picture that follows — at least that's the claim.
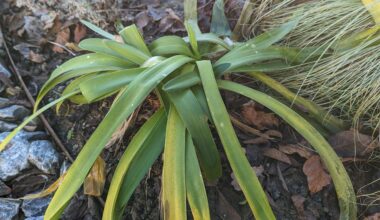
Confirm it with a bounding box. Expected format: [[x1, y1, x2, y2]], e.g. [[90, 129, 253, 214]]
[[28, 51, 44, 63], [302, 155, 331, 193], [242, 101, 279, 130]]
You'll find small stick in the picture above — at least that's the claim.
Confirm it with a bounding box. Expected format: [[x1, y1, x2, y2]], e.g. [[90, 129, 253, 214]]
[[0, 25, 74, 162]]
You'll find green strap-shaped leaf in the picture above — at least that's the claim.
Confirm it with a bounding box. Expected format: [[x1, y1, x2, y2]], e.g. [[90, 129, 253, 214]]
[[104, 40, 151, 65], [168, 89, 222, 181], [103, 108, 166, 220], [44, 55, 193, 219], [149, 36, 194, 57], [49, 53, 131, 82], [214, 47, 293, 75], [162, 106, 187, 220], [232, 61, 291, 72], [218, 80, 357, 220], [79, 38, 137, 63], [0, 90, 80, 151], [210, 0, 231, 36], [80, 20, 115, 40], [79, 68, 145, 102], [183, 33, 230, 49], [185, 132, 211, 220], [197, 60, 275, 220], [237, 17, 300, 51], [119, 24, 151, 56], [162, 71, 200, 92], [35, 65, 123, 111], [185, 22, 201, 58]]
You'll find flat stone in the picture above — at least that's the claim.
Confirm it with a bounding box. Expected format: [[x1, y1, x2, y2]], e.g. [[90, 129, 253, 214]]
[[0, 105, 30, 122], [28, 140, 59, 174], [0, 121, 17, 132], [21, 196, 51, 217], [0, 180, 11, 196], [0, 138, 30, 181], [0, 199, 20, 220]]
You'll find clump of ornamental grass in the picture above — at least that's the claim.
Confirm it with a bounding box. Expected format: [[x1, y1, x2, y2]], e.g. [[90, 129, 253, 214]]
[[0, 0, 357, 219], [247, 0, 380, 131]]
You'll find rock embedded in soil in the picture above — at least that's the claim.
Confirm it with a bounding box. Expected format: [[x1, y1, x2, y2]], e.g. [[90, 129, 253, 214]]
[[28, 140, 59, 174], [0, 198, 20, 220], [0, 137, 30, 181], [0, 131, 58, 180], [0, 121, 18, 132], [0, 105, 30, 122], [0, 180, 11, 196], [21, 196, 52, 217], [0, 63, 11, 92]]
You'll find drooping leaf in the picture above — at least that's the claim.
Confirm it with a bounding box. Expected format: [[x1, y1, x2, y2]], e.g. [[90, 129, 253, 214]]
[[0, 91, 79, 151], [218, 80, 357, 219], [185, 132, 211, 220], [168, 89, 222, 180], [162, 106, 187, 220], [44, 55, 193, 219], [79, 68, 145, 102], [103, 109, 166, 220], [197, 60, 275, 220]]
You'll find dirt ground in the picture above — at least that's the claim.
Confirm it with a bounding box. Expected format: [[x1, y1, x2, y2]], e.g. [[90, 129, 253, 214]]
[[1, 0, 380, 219]]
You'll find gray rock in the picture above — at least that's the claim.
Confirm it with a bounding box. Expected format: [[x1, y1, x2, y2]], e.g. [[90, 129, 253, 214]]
[[0, 121, 17, 132], [0, 105, 30, 122], [0, 199, 20, 220], [21, 196, 51, 217], [25, 216, 44, 220], [28, 140, 59, 174], [0, 138, 30, 181], [0, 180, 11, 196], [0, 131, 56, 180]]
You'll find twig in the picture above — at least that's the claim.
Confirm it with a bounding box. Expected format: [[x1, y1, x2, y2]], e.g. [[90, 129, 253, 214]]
[[47, 41, 76, 56], [0, 25, 74, 162]]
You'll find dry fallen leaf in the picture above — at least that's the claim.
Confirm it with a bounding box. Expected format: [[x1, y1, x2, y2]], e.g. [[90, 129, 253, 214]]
[[53, 27, 70, 53], [242, 101, 279, 130], [262, 148, 292, 165], [328, 129, 378, 157], [158, 8, 184, 33], [364, 213, 380, 220], [279, 144, 313, 159], [135, 10, 151, 30], [291, 195, 306, 220], [84, 156, 106, 196], [20, 173, 66, 200], [74, 23, 87, 43], [302, 155, 331, 193], [28, 51, 44, 63]]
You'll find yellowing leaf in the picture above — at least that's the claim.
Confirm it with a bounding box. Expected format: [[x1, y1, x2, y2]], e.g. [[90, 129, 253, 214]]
[[20, 173, 66, 200], [84, 156, 106, 196]]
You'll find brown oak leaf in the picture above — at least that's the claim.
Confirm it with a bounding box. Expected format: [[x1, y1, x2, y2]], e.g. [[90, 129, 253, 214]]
[[302, 155, 331, 193]]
